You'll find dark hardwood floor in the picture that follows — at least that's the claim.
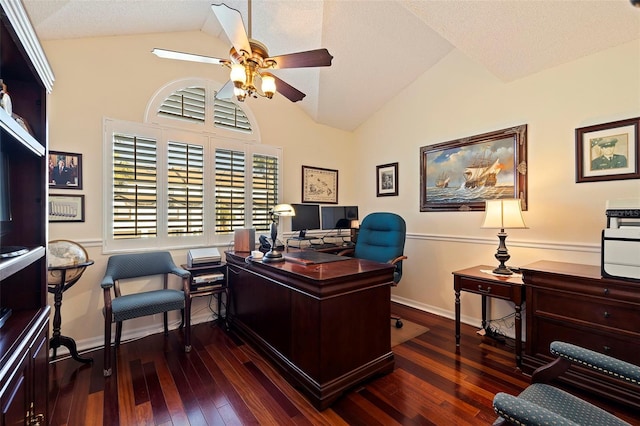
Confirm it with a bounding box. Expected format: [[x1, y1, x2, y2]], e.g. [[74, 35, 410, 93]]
[[49, 304, 639, 425]]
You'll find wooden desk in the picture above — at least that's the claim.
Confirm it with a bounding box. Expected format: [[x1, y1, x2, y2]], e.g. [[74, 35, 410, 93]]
[[225, 251, 395, 410], [453, 265, 524, 366]]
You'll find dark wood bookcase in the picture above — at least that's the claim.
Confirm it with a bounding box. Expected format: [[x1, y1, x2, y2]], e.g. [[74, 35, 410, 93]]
[[0, 1, 53, 424]]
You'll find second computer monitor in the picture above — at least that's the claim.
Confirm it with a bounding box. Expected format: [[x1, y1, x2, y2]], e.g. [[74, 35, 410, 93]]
[[321, 206, 359, 230]]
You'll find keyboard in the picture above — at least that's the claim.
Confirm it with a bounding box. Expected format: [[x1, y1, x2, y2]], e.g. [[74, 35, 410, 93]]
[[310, 243, 338, 250]]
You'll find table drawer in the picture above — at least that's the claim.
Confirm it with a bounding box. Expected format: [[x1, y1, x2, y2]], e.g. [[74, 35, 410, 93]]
[[458, 279, 513, 299]]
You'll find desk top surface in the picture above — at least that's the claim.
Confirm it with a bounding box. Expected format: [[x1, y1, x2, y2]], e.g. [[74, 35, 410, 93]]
[[226, 251, 394, 282], [453, 265, 524, 285]]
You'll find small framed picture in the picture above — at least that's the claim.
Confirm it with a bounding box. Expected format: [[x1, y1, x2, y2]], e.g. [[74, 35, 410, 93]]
[[49, 194, 85, 222], [302, 165, 338, 204], [49, 151, 83, 189], [376, 162, 398, 197], [576, 117, 639, 183]]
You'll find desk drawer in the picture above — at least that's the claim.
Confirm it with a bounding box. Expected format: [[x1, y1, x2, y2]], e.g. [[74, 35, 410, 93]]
[[534, 290, 640, 333], [458, 279, 512, 299]]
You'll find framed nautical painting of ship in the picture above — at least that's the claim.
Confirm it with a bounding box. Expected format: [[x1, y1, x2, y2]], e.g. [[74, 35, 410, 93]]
[[575, 117, 640, 183], [420, 125, 528, 212], [377, 162, 398, 197]]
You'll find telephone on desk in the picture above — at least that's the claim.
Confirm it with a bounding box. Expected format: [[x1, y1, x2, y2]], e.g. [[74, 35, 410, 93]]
[[258, 235, 284, 253]]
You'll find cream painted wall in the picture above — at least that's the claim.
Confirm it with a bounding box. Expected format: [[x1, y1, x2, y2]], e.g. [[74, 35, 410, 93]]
[[355, 40, 640, 332], [43, 31, 356, 353], [43, 30, 639, 354]]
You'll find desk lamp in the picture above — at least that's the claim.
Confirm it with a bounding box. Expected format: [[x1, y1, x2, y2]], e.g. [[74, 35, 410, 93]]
[[263, 204, 295, 263], [481, 199, 527, 275]]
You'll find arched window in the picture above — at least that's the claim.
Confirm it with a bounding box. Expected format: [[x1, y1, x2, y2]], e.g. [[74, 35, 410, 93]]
[[103, 79, 281, 252]]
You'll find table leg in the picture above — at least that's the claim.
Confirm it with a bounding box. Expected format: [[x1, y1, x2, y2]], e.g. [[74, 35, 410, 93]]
[[49, 279, 93, 364], [481, 294, 487, 330], [454, 288, 461, 347], [515, 302, 522, 367]]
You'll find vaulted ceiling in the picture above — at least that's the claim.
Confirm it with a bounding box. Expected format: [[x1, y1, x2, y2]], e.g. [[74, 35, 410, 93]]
[[22, 0, 640, 131]]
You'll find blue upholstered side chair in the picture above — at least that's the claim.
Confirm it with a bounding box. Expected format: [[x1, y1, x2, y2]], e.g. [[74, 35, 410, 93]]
[[342, 212, 407, 328], [493, 341, 639, 425], [101, 251, 191, 377]]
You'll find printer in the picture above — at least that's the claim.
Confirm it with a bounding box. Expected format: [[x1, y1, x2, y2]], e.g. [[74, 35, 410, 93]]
[[187, 247, 221, 267], [601, 199, 640, 281]]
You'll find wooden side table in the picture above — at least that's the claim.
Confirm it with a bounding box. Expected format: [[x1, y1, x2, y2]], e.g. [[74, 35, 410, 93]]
[[453, 265, 525, 366]]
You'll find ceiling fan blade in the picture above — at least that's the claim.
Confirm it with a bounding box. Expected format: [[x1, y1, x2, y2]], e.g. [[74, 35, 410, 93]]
[[152, 48, 225, 65], [268, 49, 333, 69], [215, 80, 234, 100], [211, 3, 251, 56], [272, 75, 306, 102]]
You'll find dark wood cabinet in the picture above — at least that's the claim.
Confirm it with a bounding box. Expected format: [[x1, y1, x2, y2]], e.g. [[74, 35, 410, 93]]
[[0, 1, 54, 424], [521, 260, 640, 409]]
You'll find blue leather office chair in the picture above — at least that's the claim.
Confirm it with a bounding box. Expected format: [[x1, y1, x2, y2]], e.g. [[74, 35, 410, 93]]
[[343, 212, 407, 328], [493, 341, 639, 425], [101, 251, 191, 377]]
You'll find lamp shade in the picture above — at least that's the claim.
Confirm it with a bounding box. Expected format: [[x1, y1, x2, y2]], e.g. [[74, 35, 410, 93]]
[[261, 73, 276, 98], [481, 199, 527, 229], [272, 204, 295, 217], [230, 63, 246, 86]]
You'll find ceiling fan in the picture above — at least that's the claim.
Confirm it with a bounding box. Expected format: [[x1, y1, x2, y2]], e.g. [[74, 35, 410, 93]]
[[152, 1, 333, 103]]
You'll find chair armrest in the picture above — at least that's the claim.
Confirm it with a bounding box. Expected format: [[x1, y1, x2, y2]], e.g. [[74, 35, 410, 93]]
[[531, 356, 572, 384], [101, 275, 115, 289], [389, 255, 407, 265], [170, 265, 191, 279], [550, 341, 640, 386], [493, 392, 579, 426]]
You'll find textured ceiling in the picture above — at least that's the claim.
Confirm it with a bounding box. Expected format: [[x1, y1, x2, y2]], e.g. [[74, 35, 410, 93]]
[[22, 0, 640, 132]]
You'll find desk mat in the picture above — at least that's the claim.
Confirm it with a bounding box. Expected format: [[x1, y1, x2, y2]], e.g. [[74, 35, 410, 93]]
[[283, 251, 351, 265]]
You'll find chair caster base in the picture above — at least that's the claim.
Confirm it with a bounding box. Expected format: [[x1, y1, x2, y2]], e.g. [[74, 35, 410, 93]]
[[394, 319, 403, 328]]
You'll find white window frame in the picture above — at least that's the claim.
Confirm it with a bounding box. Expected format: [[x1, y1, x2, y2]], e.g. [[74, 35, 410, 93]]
[[103, 79, 282, 253]]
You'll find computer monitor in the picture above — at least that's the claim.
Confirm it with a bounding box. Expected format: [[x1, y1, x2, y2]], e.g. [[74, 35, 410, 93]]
[[321, 206, 358, 230], [290, 204, 321, 235]]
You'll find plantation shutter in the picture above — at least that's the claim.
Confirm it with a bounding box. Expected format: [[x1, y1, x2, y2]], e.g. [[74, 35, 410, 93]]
[[158, 87, 205, 123], [215, 148, 246, 233], [112, 134, 158, 239], [167, 141, 204, 236], [213, 97, 251, 133], [252, 153, 279, 233]]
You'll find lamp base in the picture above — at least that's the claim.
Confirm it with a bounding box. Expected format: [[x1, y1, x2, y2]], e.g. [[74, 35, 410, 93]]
[[262, 250, 284, 263], [492, 265, 513, 276], [493, 230, 512, 275]]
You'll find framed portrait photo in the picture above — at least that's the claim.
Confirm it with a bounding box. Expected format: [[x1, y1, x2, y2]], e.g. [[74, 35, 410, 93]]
[[576, 117, 640, 183], [49, 194, 85, 222], [420, 125, 528, 212], [302, 165, 338, 204], [376, 162, 398, 197], [49, 151, 83, 189]]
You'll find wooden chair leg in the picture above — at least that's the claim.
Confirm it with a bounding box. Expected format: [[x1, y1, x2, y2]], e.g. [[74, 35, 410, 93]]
[[184, 300, 191, 352], [115, 322, 122, 347], [104, 319, 112, 377]]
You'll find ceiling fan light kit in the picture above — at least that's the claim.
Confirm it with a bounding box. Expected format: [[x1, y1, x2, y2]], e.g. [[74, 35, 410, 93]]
[[152, 2, 333, 103]]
